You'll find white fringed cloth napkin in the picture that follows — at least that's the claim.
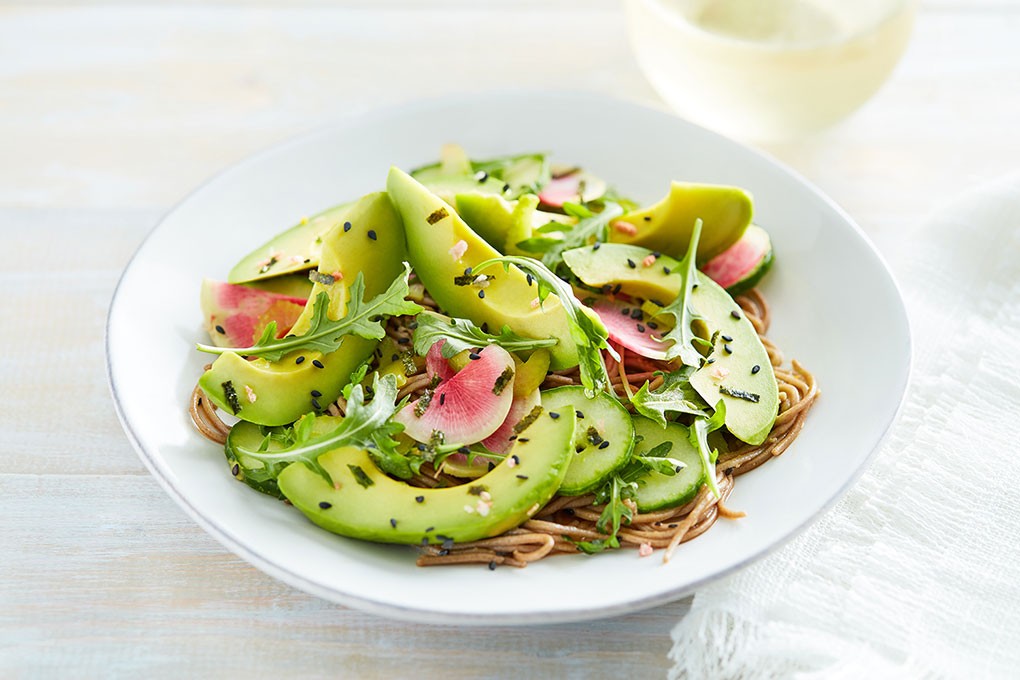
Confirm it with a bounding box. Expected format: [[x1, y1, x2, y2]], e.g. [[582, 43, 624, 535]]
[[670, 175, 1020, 678]]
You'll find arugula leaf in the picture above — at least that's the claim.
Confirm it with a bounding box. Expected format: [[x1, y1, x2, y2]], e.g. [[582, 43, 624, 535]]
[[652, 220, 711, 367], [572, 474, 638, 553], [411, 310, 557, 359], [632, 441, 687, 477], [232, 373, 408, 484], [689, 400, 727, 498], [198, 263, 423, 361], [513, 201, 624, 271], [469, 256, 617, 397], [631, 365, 710, 426]]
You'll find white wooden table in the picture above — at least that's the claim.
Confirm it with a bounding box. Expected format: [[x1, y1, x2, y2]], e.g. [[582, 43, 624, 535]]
[[3, 1, 1018, 675]]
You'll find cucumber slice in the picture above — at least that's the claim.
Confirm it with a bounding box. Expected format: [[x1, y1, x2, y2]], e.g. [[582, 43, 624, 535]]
[[225, 416, 343, 498], [631, 416, 704, 512], [541, 386, 635, 496]]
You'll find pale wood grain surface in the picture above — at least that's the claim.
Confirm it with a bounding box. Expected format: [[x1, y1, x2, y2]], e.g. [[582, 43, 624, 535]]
[[2, 1, 1018, 677]]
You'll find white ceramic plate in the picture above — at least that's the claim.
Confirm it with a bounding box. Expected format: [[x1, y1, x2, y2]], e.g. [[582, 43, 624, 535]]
[[107, 91, 910, 625]]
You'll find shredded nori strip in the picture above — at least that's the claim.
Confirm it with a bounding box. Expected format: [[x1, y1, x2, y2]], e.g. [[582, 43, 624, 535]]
[[468, 485, 488, 496], [586, 426, 604, 447], [348, 464, 374, 488], [400, 350, 417, 376], [492, 367, 515, 395], [414, 375, 443, 417], [719, 385, 761, 403], [512, 405, 544, 434], [221, 380, 241, 414], [426, 207, 448, 225]]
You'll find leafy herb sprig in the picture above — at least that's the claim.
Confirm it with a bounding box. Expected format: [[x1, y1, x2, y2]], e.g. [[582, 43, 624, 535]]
[[689, 401, 727, 498], [652, 220, 712, 367], [631, 366, 710, 426], [412, 310, 557, 359], [233, 373, 410, 484], [468, 256, 617, 397], [198, 263, 423, 361], [515, 201, 624, 270]]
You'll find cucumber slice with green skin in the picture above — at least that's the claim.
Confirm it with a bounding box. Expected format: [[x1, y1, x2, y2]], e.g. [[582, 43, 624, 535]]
[[225, 416, 344, 498], [630, 416, 704, 512], [701, 224, 774, 297], [541, 386, 635, 496]]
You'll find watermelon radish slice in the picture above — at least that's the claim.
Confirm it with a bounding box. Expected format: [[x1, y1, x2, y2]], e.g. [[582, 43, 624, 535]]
[[538, 170, 607, 209], [481, 387, 541, 455], [200, 279, 308, 348], [700, 224, 774, 296], [590, 294, 670, 361], [395, 342, 516, 446]]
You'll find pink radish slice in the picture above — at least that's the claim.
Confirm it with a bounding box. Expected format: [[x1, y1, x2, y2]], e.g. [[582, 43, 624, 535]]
[[424, 340, 456, 382], [590, 294, 669, 361], [200, 279, 307, 348], [481, 387, 541, 455], [538, 173, 583, 208], [394, 344, 515, 446], [700, 225, 771, 290]]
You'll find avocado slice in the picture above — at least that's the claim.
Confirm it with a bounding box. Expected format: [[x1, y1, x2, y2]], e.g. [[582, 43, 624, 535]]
[[562, 243, 779, 445], [410, 148, 551, 204], [455, 192, 572, 255], [199, 192, 407, 426], [276, 406, 576, 544], [386, 167, 580, 370], [228, 200, 355, 284], [610, 182, 753, 263]]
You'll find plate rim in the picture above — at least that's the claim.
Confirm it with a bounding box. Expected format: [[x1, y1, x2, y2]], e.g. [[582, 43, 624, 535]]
[[105, 89, 913, 625]]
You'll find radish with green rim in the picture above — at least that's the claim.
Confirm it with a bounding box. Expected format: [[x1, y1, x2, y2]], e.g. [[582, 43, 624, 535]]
[[200, 279, 308, 348], [700, 224, 774, 296]]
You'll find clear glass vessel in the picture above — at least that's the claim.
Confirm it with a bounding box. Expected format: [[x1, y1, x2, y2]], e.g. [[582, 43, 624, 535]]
[[624, 0, 916, 142]]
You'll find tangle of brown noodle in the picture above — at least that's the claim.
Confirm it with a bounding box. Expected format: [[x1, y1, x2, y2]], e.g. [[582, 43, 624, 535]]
[[189, 288, 817, 567]]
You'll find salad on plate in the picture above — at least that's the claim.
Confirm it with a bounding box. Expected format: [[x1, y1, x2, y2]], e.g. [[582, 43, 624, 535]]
[[189, 145, 817, 568]]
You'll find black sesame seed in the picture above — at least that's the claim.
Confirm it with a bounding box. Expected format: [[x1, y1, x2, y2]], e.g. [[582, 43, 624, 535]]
[[722, 334, 733, 342], [663, 266, 672, 275], [598, 440, 610, 449], [643, 216, 652, 222], [311, 389, 322, 398], [517, 438, 529, 443], [576, 411, 585, 419], [724, 344, 733, 354], [215, 325, 226, 334], [478, 290, 485, 299], [631, 309, 643, 320], [706, 358, 716, 364], [390, 518, 398, 528], [458, 446, 470, 455], [692, 283, 699, 290], [416, 443, 427, 451], [648, 322, 659, 330], [650, 298, 665, 306], [296, 356, 306, 364], [613, 283, 622, 295], [752, 364, 761, 375], [425, 526, 435, 533], [343, 221, 352, 232], [621, 307, 631, 316], [516, 474, 529, 480], [488, 462, 496, 471], [438, 549, 450, 556], [463, 266, 473, 276], [637, 324, 646, 333], [416, 495, 425, 503], [526, 274, 534, 286], [391, 353, 399, 362], [319, 501, 332, 509], [627, 258, 637, 269], [731, 310, 742, 319], [668, 523, 678, 529], [397, 337, 410, 345], [502, 183, 511, 192], [439, 393, 446, 406], [421, 537, 429, 547], [488, 560, 497, 571], [511, 454, 520, 466], [549, 411, 560, 419], [312, 359, 324, 369], [311, 398, 321, 410], [508, 434, 518, 441], [593, 241, 602, 251], [442, 538, 454, 550], [652, 251, 661, 257], [231, 463, 240, 476], [475, 171, 488, 182], [469, 351, 481, 360], [367, 230, 377, 240]]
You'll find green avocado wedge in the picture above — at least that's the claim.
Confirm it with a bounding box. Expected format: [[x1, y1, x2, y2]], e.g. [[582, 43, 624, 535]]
[[562, 243, 778, 445], [455, 192, 572, 255], [199, 192, 407, 426], [386, 167, 580, 370], [277, 407, 576, 544], [609, 182, 753, 263], [228, 201, 355, 284]]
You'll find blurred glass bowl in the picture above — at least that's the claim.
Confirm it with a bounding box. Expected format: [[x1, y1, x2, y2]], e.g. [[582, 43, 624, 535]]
[[624, 0, 916, 142]]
